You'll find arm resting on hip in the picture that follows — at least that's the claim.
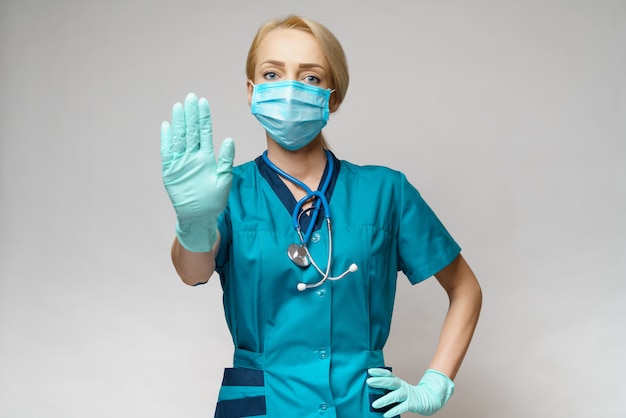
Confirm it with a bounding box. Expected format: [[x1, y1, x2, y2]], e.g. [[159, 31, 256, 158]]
[[430, 254, 483, 380]]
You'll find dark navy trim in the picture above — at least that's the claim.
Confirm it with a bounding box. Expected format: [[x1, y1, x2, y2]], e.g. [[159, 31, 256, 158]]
[[255, 150, 341, 233], [221, 367, 264, 386], [369, 393, 399, 416], [215, 396, 266, 418]]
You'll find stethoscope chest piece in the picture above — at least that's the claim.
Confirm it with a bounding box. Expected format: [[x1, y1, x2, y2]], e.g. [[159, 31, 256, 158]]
[[288, 243, 310, 267]]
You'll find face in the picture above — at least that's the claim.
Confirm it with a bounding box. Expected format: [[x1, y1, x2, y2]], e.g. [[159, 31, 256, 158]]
[[247, 28, 338, 112]]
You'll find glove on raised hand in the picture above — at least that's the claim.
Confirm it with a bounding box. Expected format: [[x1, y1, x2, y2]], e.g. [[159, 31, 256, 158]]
[[161, 93, 235, 252], [367, 368, 454, 417]]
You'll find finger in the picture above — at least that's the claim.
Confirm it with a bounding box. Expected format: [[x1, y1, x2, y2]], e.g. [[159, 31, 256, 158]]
[[171, 102, 185, 156], [184, 93, 200, 152], [216, 138, 235, 186], [160, 121, 173, 165], [372, 388, 405, 409], [368, 368, 394, 378], [366, 377, 401, 391], [383, 402, 408, 418], [198, 97, 214, 155]]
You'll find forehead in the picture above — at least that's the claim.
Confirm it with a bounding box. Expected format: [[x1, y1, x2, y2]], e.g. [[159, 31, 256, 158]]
[[256, 28, 327, 67]]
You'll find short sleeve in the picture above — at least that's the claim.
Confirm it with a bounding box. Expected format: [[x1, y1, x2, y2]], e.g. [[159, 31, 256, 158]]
[[397, 173, 461, 284]]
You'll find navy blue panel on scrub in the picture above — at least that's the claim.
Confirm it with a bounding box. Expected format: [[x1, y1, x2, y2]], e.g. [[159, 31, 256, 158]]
[[215, 368, 266, 418]]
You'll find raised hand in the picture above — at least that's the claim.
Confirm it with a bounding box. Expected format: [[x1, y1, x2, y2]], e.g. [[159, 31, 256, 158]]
[[161, 93, 235, 252]]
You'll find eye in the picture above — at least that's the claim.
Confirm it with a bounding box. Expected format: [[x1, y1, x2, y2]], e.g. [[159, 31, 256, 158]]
[[263, 72, 280, 81], [303, 75, 321, 85]]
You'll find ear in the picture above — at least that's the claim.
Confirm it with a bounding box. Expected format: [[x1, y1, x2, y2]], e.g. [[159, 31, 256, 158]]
[[247, 80, 254, 106], [329, 92, 340, 113]]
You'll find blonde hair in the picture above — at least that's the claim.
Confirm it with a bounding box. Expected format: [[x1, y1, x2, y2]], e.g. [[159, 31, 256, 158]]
[[246, 15, 350, 111]]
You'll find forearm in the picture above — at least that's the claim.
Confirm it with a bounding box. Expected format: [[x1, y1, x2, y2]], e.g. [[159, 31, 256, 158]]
[[430, 257, 482, 380], [171, 237, 218, 286]]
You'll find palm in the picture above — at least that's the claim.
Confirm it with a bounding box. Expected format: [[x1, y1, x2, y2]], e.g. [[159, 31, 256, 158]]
[[160, 93, 235, 250]]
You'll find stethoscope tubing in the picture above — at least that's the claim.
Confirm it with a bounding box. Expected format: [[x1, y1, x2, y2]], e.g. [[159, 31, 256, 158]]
[[262, 150, 334, 245], [263, 150, 357, 291]]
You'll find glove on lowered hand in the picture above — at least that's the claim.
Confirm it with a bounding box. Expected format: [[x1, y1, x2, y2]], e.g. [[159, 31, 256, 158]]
[[367, 368, 454, 417], [161, 93, 235, 252]]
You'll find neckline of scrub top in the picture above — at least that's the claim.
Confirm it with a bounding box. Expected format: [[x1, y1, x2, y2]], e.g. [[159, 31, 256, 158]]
[[255, 150, 341, 233]]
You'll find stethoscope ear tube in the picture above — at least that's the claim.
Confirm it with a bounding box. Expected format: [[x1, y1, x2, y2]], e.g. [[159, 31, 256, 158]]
[[293, 218, 359, 291], [297, 263, 359, 291]]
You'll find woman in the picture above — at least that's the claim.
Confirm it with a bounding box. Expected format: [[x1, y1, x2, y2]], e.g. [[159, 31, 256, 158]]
[[160, 15, 482, 418]]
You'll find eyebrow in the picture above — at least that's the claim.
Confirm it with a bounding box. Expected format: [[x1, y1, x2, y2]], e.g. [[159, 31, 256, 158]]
[[260, 60, 326, 70]]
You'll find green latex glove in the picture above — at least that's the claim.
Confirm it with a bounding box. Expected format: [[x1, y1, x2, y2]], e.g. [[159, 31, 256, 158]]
[[367, 368, 454, 417], [160, 93, 235, 252]]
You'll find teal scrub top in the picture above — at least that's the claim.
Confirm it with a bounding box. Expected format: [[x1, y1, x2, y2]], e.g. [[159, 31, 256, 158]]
[[214, 155, 461, 418]]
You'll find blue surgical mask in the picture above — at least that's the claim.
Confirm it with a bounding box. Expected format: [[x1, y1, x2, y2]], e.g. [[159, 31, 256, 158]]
[[250, 80, 333, 151]]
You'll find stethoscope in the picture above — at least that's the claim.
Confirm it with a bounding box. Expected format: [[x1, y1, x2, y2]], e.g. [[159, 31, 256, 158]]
[[262, 150, 358, 291]]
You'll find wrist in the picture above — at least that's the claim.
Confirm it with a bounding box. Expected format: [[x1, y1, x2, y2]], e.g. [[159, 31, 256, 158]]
[[176, 219, 218, 252], [422, 369, 455, 405]]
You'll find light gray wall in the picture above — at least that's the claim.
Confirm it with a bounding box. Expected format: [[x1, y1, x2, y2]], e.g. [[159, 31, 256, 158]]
[[1, 0, 624, 417]]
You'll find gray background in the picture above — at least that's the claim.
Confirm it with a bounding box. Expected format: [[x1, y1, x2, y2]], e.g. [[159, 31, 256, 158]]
[[1, 0, 624, 417]]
